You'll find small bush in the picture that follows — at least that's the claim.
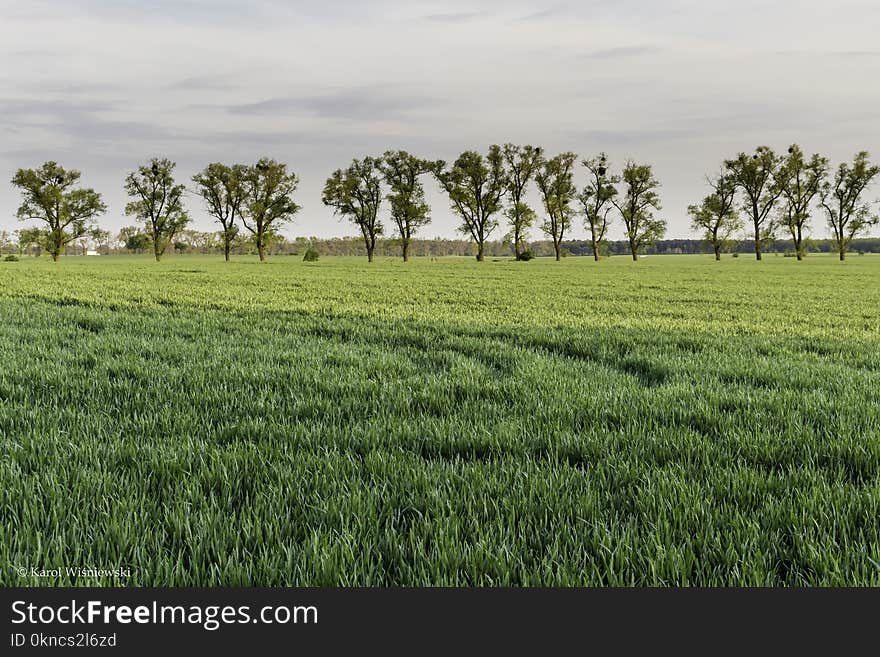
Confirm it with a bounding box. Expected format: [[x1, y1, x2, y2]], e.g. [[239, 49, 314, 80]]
[[303, 248, 319, 262], [516, 250, 535, 261], [4, 254, 19, 262], [731, 253, 739, 258]]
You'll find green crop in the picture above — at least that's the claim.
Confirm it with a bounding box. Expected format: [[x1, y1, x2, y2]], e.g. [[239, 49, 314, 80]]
[[1, 254, 878, 586]]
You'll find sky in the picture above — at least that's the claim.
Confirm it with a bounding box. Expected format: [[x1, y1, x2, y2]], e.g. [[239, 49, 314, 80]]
[[1, 0, 879, 242]]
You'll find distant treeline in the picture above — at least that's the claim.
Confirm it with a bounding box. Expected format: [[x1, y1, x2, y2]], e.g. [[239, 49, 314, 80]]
[[294, 236, 880, 258], [14, 233, 873, 259]]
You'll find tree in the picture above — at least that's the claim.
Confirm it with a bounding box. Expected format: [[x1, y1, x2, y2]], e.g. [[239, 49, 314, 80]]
[[579, 153, 620, 261], [118, 225, 149, 253], [778, 145, 829, 260], [89, 227, 111, 254], [124, 158, 189, 262], [379, 151, 433, 262], [820, 151, 880, 261], [502, 144, 543, 260], [724, 146, 786, 260], [192, 163, 247, 262], [688, 172, 742, 260], [612, 161, 666, 261], [241, 158, 300, 262], [15, 228, 44, 256], [126, 233, 152, 253], [434, 146, 507, 262], [322, 156, 384, 263], [535, 152, 578, 261], [11, 162, 106, 262]]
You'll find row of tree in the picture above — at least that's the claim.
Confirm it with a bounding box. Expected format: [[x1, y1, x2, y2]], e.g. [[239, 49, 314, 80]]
[[322, 147, 665, 262], [8, 145, 879, 263], [9, 158, 299, 262], [689, 147, 880, 261]]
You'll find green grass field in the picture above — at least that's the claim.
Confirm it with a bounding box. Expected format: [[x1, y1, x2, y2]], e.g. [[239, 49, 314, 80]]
[[1, 253, 879, 585]]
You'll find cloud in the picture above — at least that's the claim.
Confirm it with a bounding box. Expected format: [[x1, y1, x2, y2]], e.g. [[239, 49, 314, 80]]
[[582, 45, 663, 59], [518, 8, 560, 21], [227, 89, 441, 122], [166, 76, 237, 91], [0, 98, 172, 144], [423, 11, 485, 23]]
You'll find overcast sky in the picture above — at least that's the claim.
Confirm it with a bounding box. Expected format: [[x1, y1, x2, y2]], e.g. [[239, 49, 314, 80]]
[[1, 0, 879, 241]]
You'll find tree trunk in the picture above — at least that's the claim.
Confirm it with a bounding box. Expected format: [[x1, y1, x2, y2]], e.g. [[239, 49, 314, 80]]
[[630, 243, 638, 261], [52, 252, 59, 262], [402, 239, 409, 262], [591, 239, 599, 262], [367, 247, 374, 263], [224, 241, 231, 262], [714, 245, 721, 261], [839, 249, 846, 262], [554, 241, 561, 261], [753, 218, 762, 260], [257, 237, 266, 262], [476, 243, 485, 262]]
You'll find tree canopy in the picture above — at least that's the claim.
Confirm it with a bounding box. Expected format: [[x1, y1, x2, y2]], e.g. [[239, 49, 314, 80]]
[[778, 144, 828, 260], [379, 151, 434, 262], [124, 158, 189, 262], [535, 152, 578, 261], [323, 156, 384, 263], [434, 146, 507, 262], [241, 158, 300, 262], [579, 153, 620, 261], [820, 151, 880, 261], [724, 147, 786, 260], [12, 162, 106, 261], [613, 161, 666, 261], [502, 144, 543, 260], [192, 163, 248, 262], [688, 172, 742, 261]]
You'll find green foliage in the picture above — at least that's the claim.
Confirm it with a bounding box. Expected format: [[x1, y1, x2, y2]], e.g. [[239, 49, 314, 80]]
[[516, 249, 535, 261], [4, 254, 19, 262], [1, 255, 878, 586], [303, 248, 319, 262], [124, 231, 152, 253], [434, 146, 507, 261], [11, 162, 107, 261], [192, 163, 247, 261], [778, 145, 829, 260], [124, 158, 190, 262], [502, 144, 543, 260], [688, 173, 742, 260], [535, 152, 578, 261], [15, 228, 45, 256], [241, 158, 300, 262], [613, 161, 666, 260], [380, 151, 434, 261], [580, 153, 620, 261], [820, 151, 880, 260], [724, 146, 785, 259], [323, 157, 383, 262]]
